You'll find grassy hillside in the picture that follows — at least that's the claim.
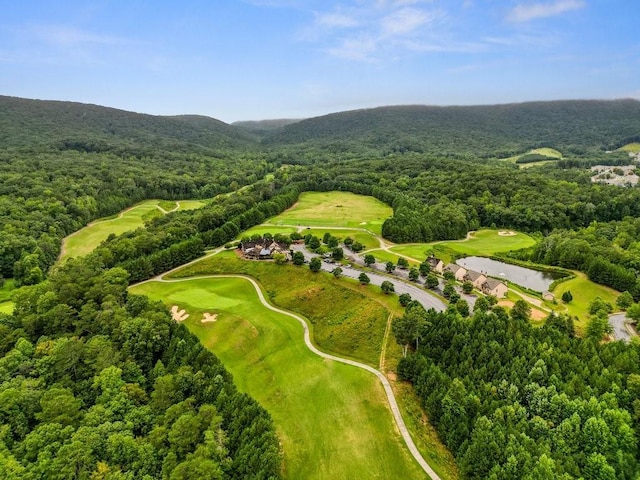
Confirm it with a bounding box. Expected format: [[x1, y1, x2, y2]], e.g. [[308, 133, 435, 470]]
[[263, 100, 640, 157], [0, 95, 255, 153]]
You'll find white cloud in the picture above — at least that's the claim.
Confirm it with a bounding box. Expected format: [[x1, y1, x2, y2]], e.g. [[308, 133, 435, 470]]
[[380, 7, 442, 37], [507, 0, 585, 23], [315, 12, 359, 28], [326, 35, 377, 61]]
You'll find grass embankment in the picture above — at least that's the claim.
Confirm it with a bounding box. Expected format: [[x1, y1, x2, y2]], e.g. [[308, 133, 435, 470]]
[[390, 229, 537, 263], [59, 199, 206, 262], [363, 249, 420, 267], [169, 251, 388, 366], [265, 191, 392, 235], [304, 228, 381, 250], [239, 225, 298, 238], [131, 277, 427, 480]]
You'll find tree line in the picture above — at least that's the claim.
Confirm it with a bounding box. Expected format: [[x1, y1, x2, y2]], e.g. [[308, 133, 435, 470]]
[[394, 302, 640, 479], [0, 253, 281, 478]]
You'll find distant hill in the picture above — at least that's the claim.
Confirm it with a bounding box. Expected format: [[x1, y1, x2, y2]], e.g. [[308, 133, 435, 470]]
[[262, 100, 640, 157], [0, 96, 256, 154], [233, 118, 302, 137]]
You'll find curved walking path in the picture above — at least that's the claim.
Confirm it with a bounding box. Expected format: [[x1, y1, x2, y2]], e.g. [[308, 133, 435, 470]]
[[150, 272, 441, 480]]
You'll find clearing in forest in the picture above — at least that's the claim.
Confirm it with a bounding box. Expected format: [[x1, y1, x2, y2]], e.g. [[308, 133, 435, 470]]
[[130, 277, 428, 480], [266, 191, 392, 235], [59, 199, 205, 263]]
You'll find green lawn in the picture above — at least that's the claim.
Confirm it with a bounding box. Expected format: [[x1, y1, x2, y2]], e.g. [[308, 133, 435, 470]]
[[552, 271, 620, 334], [363, 249, 420, 267], [239, 225, 298, 238], [0, 301, 14, 315], [59, 199, 206, 262], [169, 251, 388, 366], [177, 199, 206, 210], [390, 229, 537, 262], [303, 228, 381, 250], [500, 148, 562, 168], [239, 226, 380, 250], [530, 147, 562, 158], [266, 191, 392, 235], [131, 277, 427, 480]]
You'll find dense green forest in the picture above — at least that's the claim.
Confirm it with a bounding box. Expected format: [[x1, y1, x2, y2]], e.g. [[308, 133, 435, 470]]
[[0, 256, 280, 479], [263, 100, 640, 158], [3, 96, 640, 478], [395, 303, 640, 479]]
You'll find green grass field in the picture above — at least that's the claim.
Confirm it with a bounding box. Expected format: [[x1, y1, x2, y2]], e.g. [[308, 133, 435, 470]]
[[618, 143, 640, 153], [239, 225, 298, 238], [176, 199, 206, 210], [303, 228, 381, 250], [266, 191, 392, 235], [0, 301, 14, 315], [500, 148, 562, 168], [551, 271, 620, 333], [169, 251, 389, 366], [530, 147, 562, 158], [390, 229, 537, 262], [131, 277, 427, 480], [363, 249, 420, 267], [59, 199, 206, 263]]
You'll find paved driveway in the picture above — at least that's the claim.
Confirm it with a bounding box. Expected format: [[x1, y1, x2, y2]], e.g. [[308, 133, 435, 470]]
[[292, 245, 446, 312], [609, 313, 634, 342]]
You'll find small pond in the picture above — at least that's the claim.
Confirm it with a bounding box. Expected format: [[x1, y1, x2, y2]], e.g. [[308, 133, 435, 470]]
[[456, 256, 558, 292]]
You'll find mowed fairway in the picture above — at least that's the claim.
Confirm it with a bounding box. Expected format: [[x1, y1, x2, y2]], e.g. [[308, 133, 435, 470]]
[[390, 229, 537, 262], [131, 277, 425, 480], [266, 191, 392, 235], [60, 199, 206, 262]]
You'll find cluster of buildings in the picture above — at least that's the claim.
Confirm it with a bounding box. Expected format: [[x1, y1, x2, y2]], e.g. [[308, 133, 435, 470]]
[[426, 256, 508, 298], [238, 238, 509, 299], [239, 238, 291, 260]]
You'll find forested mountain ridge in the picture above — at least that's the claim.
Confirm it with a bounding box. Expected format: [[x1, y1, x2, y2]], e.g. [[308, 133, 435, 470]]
[[232, 119, 302, 138], [263, 100, 640, 158], [0, 96, 256, 154]]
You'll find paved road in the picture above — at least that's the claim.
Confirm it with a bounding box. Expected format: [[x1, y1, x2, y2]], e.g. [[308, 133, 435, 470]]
[[292, 245, 446, 312], [609, 313, 634, 342], [149, 273, 441, 480]]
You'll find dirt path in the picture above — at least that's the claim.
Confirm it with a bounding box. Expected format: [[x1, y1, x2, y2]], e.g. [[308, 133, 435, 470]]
[[379, 313, 394, 371], [145, 273, 440, 480], [155, 201, 180, 215]]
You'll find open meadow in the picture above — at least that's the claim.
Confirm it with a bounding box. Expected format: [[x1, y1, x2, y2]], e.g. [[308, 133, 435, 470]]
[[265, 191, 392, 235], [551, 271, 620, 333], [130, 276, 427, 480], [59, 199, 205, 262], [390, 229, 537, 263]]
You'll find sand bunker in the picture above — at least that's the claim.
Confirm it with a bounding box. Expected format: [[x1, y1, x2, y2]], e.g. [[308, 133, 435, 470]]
[[201, 312, 218, 323], [170, 305, 189, 322], [498, 230, 516, 236]]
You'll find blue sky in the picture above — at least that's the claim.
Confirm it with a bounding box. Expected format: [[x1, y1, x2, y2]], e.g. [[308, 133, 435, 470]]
[[0, 0, 638, 122]]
